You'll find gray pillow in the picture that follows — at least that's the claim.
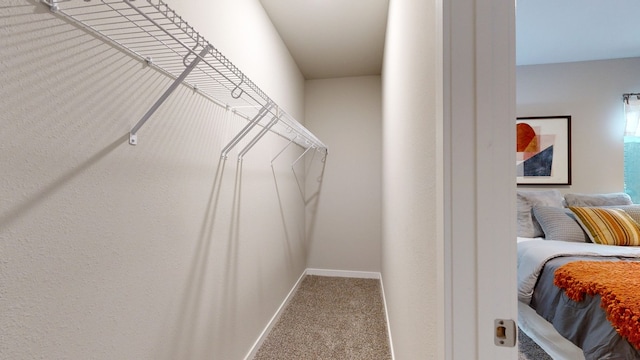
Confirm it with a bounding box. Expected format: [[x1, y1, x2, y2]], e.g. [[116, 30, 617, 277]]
[[517, 190, 565, 238], [532, 206, 589, 243], [564, 192, 632, 207]]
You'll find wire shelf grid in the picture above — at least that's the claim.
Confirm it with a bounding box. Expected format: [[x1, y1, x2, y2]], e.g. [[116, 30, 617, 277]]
[[44, 0, 327, 152]]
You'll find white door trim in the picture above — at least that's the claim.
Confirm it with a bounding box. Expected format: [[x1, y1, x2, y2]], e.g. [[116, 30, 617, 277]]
[[441, 0, 517, 358]]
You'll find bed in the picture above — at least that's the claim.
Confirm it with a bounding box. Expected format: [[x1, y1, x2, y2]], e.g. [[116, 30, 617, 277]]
[[516, 190, 640, 359]]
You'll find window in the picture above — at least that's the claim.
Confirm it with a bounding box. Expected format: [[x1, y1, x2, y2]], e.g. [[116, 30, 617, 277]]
[[624, 94, 640, 203]]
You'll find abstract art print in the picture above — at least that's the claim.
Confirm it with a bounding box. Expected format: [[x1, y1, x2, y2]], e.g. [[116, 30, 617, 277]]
[[517, 116, 571, 185]]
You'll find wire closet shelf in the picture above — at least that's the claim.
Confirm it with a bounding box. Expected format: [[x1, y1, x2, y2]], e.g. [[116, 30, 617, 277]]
[[43, 0, 327, 158]]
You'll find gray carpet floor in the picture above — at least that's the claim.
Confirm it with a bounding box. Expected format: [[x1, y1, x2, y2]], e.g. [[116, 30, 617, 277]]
[[254, 275, 392, 359], [254, 275, 552, 359], [518, 328, 553, 360]]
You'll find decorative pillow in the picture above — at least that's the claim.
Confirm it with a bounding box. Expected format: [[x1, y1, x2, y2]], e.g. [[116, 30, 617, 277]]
[[568, 206, 640, 246], [532, 206, 589, 243], [564, 192, 632, 207], [517, 190, 564, 238], [602, 204, 640, 224]]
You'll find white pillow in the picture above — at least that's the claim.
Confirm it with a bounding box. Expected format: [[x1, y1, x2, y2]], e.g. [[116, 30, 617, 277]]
[[564, 192, 632, 207], [517, 189, 564, 238]]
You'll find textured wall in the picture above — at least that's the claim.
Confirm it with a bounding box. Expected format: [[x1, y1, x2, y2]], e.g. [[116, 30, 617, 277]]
[[0, 0, 313, 359], [304, 76, 382, 272], [517, 57, 640, 193], [381, 0, 438, 357]]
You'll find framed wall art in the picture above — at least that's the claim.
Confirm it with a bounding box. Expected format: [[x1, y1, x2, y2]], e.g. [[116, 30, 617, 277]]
[[516, 115, 571, 185]]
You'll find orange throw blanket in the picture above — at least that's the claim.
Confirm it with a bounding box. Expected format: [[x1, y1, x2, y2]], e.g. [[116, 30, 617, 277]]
[[554, 261, 640, 349]]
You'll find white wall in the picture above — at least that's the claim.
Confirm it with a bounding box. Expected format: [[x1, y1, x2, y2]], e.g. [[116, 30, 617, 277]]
[[304, 76, 382, 272], [0, 0, 313, 359], [517, 57, 640, 193], [382, 0, 439, 358]]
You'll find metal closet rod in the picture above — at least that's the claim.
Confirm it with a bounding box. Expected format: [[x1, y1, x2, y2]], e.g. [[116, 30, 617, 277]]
[[43, 0, 327, 155]]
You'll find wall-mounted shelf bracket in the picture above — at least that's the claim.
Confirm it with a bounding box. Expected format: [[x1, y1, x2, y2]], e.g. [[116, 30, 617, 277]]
[[271, 136, 298, 166], [129, 46, 211, 145], [292, 146, 314, 169], [220, 102, 275, 159], [238, 116, 280, 161], [44, 0, 59, 12]]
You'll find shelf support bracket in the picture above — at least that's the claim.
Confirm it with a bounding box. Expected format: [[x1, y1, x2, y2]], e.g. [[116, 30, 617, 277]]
[[129, 46, 211, 145], [43, 0, 59, 11], [220, 102, 275, 159], [271, 136, 298, 166], [292, 146, 314, 170], [238, 116, 279, 160]]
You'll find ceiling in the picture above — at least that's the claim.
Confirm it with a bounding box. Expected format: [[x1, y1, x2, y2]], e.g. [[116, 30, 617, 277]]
[[516, 0, 640, 66], [260, 0, 640, 79], [259, 0, 388, 80]]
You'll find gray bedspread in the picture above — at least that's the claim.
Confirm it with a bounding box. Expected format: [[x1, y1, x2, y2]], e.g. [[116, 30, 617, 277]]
[[531, 256, 640, 359]]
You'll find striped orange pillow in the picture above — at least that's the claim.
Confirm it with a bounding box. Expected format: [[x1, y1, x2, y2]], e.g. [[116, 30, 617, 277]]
[[569, 207, 640, 246]]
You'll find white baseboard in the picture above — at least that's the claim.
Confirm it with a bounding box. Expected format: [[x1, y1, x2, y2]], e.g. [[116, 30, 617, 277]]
[[305, 268, 381, 279], [243, 271, 307, 360], [379, 275, 396, 360], [244, 268, 392, 360]]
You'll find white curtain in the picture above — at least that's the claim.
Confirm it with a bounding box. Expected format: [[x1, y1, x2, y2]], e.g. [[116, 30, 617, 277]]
[[625, 95, 640, 136]]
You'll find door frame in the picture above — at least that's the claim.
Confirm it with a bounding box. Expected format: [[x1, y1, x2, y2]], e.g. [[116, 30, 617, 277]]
[[441, 0, 517, 358]]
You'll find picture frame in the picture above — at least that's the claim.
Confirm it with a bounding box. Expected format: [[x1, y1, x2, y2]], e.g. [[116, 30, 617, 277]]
[[517, 115, 571, 185]]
